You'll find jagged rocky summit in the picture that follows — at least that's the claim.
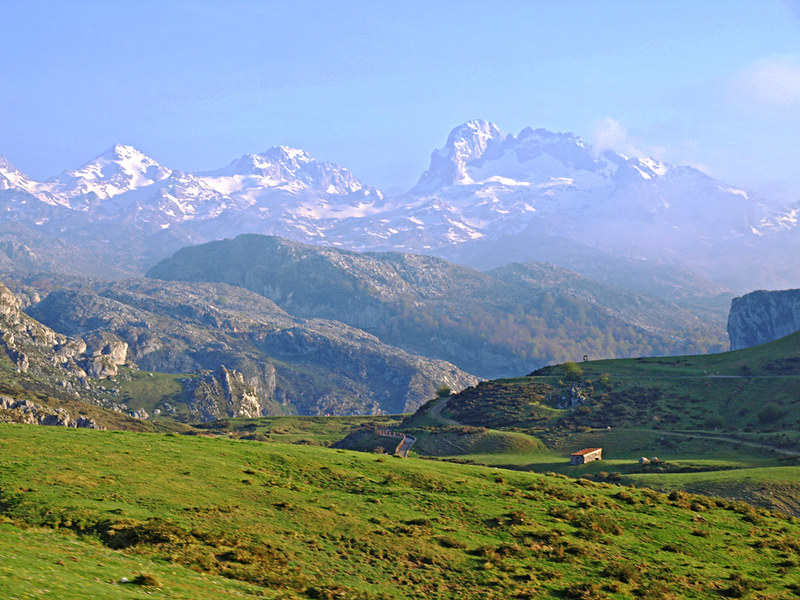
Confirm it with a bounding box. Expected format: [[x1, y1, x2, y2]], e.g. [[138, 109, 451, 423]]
[[1, 120, 798, 293]]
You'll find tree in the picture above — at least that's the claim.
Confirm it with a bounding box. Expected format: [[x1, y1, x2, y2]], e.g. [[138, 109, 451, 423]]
[[562, 361, 584, 381]]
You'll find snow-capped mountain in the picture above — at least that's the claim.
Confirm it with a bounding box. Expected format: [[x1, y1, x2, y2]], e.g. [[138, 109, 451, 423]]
[[202, 146, 376, 197], [49, 144, 172, 206], [0, 156, 39, 194], [339, 120, 795, 292], [401, 120, 787, 251], [0, 121, 798, 293]]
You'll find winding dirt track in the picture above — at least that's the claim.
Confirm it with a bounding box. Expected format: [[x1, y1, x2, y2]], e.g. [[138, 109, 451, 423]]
[[429, 396, 460, 425]]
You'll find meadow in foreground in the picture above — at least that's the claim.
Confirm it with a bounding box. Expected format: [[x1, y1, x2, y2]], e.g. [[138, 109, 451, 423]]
[[2, 424, 800, 599]]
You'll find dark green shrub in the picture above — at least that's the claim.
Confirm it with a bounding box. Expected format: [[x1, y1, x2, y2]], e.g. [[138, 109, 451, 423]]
[[614, 490, 637, 505], [603, 561, 638, 583], [563, 581, 602, 599], [130, 573, 161, 587], [562, 362, 584, 381], [98, 518, 186, 550], [723, 573, 759, 598], [758, 402, 787, 424], [435, 535, 467, 549], [575, 512, 623, 536], [634, 581, 672, 599]]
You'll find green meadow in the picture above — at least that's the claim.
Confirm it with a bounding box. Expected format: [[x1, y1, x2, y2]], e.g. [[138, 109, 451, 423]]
[[4, 424, 800, 599]]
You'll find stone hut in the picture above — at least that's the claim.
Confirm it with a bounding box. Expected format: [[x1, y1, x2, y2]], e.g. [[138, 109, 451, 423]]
[[570, 447, 602, 465]]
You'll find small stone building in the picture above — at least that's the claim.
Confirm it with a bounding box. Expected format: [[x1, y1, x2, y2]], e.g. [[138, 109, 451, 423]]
[[570, 447, 602, 465]]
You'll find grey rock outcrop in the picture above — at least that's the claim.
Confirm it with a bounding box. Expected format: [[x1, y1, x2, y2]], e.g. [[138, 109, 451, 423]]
[[187, 366, 263, 421], [728, 289, 800, 350], [0, 281, 87, 377], [0, 396, 102, 429], [22, 277, 477, 416], [80, 331, 129, 378]]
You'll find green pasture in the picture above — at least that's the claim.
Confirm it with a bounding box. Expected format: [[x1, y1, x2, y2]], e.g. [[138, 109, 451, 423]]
[[4, 423, 800, 598]]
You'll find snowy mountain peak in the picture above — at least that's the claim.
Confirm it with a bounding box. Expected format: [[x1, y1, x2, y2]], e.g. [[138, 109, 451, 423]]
[[0, 155, 43, 195], [219, 147, 313, 177], [627, 157, 670, 180], [414, 122, 678, 193], [263, 145, 313, 166], [444, 120, 506, 155], [416, 120, 507, 190], [205, 146, 376, 198], [51, 143, 171, 201], [516, 126, 584, 147]]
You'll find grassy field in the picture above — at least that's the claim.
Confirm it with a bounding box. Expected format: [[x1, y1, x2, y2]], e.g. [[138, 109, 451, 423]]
[[0, 522, 269, 599], [5, 423, 800, 598], [386, 334, 800, 515], [113, 368, 194, 420], [197, 414, 405, 445]]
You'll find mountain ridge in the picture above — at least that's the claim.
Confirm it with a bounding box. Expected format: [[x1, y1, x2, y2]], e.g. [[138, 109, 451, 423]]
[[1, 120, 797, 294], [146, 233, 728, 378]]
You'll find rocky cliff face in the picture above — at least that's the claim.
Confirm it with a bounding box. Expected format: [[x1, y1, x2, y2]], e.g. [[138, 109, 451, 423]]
[[186, 366, 263, 421], [20, 276, 476, 416], [0, 281, 88, 379], [728, 289, 800, 350], [0, 396, 102, 429]]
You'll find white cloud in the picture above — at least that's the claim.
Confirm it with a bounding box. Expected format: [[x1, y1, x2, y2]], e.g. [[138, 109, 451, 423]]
[[591, 118, 642, 157], [733, 56, 800, 107], [589, 119, 716, 175], [590, 118, 665, 160]]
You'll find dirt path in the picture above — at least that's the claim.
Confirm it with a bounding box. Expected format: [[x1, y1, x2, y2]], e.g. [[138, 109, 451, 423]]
[[396, 435, 416, 457], [630, 429, 800, 458], [429, 396, 460, 426]]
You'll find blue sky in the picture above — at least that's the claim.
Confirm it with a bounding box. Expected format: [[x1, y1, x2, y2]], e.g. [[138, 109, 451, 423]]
[[3, 1, 800, 198]]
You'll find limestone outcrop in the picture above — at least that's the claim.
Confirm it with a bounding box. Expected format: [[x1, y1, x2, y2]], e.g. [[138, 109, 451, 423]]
[[728, 289, 800, 350], [0, 396, 102, 429]]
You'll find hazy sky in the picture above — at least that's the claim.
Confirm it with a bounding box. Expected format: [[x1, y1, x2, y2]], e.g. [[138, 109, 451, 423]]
[[3, 1, 800, 198]]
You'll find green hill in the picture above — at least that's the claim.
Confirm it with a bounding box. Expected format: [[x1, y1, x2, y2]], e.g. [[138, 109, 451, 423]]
[[3, 423, 800, 599], [432, 329, 800, 439], [147, 234, 727, 378], [396, 330, 800, 513]]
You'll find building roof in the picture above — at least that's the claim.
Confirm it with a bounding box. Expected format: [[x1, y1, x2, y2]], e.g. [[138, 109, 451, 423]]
[[570, 447, 602, 456]]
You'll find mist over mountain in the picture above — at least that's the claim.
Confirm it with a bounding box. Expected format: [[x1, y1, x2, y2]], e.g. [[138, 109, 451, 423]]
[[0, 120, 797, 297]]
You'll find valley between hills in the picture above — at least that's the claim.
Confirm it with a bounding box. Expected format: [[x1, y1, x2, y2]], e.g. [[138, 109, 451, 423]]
[[3, 255, 800, 598], [3, 121, 800, 598]]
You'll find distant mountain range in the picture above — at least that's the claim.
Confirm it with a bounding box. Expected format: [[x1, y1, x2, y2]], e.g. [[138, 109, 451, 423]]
[[2, 120, 798, 294]]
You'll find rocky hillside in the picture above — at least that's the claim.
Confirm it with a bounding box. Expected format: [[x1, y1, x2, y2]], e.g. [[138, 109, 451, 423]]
[[0, 281, 112, 385], [0, 280, 173, 430], [147, 234, 727, 378], [18, 276, 476, 416], [728, 288, 800, 350]]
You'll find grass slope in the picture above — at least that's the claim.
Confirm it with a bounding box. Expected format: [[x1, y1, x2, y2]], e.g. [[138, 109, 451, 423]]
[[397, 331, 800, 513], [0, 523, 268, 600], [3, 424, 800, 598]]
